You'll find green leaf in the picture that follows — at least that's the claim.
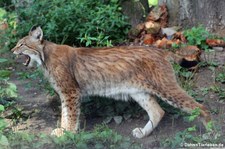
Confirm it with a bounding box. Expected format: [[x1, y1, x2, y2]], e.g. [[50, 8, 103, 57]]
[[187, 125, 196, 132], [0, 58, 8, 63], [188, 108, 201, 122], [206, 121, 213, 132], [0, 135, 9, 146], [0, 70, 11, 78], [148, 0, 158, 6], [0, 105, 4, 112], [5, 83, 17, 98]]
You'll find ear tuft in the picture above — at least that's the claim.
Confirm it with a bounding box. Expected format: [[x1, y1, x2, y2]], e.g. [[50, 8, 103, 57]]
[[30, 25, 38, 32], [29, 25, 43, 41]]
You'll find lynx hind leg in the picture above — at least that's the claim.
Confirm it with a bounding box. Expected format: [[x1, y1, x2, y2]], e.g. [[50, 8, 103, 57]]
[[130, 93, 165, 138]]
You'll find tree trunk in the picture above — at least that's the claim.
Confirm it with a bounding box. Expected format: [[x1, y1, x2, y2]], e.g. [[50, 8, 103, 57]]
[[121, 0, 149, 27], [159, 0, 225, 34]]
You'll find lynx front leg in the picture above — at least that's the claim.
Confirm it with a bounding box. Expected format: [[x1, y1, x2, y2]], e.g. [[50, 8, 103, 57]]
[[131, 93, 165, 138], [51, 89, 81, 137]]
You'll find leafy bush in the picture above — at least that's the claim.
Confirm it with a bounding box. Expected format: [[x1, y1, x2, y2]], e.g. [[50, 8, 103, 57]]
[[216, 71, 225, 83], [0, 58, 17, 148], [0, 58, 17, 100], [5, 0, 130, 47], [183, 26, 210, 50]]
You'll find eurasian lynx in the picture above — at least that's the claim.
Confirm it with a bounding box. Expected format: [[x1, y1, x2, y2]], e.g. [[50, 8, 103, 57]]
[[12, 26, 211, 138]]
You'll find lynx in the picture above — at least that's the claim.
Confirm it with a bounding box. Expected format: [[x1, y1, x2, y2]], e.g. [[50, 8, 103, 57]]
[[12, 26, 211, 138]]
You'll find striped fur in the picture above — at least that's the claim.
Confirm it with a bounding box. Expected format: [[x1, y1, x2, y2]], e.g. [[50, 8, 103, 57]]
[[12, 27, 211, 138]]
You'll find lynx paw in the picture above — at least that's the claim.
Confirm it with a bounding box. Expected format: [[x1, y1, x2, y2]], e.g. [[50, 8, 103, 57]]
[[51, 128, 65, 137], [132, 128, 145, 138]]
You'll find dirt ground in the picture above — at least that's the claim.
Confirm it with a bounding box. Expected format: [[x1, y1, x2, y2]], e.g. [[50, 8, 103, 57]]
[[5, 49, 225, 148]]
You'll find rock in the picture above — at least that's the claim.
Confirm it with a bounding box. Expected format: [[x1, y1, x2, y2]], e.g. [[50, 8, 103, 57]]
[[213, 47, 224, 52], [161, 27, 177, 39], [113, 116, 123, 125]]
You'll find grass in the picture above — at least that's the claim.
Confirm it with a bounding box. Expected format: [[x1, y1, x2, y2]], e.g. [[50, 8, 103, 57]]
[[161, 109, 224, 149], [3, 125, 141, 149], [16, 68, 55, 96], [160, 57, 225, 148], [1, 24, 225, 148]]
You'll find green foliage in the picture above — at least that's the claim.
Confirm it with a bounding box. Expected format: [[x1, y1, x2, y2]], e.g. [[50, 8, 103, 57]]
[[148, 0, 158, 6], [0, 81, 17, 99], [173, 63, 195, 92], [216, 73, 225, 83], [209, 85, 225, 100], [0, 99, 9, 149], [171, 43, 180, 49], [161, 108, 222, 148], [0, 70, 11, 78], [4, 0, 130, 47], [173, 63, 194, 79], [162, 124, 224, 149], [0, 7, 17, 52], [0, 105, 4, 112], [185, 108, 201, 122], [199, 60, 219, 68], [0, 58, 17, 99], [161, 125, 198, 148], [200, 85, 224, 101], [0, 1, 13, 11], [0, 57, 17, 149], [0, 58, 8, 63], [6, 125, 141, 149], [79, 32, 113, 47], [0, 8, 7, 20], [205, 121, 213, 132], [183, 26, 210, 50], [16, 68, 55, 96]]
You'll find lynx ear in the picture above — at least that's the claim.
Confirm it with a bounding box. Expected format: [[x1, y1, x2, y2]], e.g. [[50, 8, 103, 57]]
[[29, 26, 43, 41]]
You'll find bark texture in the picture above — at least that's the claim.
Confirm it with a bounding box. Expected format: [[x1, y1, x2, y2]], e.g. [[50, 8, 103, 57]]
[[122, 0, 225, 34], [159, 0, 225, 32], [121, 0, 149, 27]]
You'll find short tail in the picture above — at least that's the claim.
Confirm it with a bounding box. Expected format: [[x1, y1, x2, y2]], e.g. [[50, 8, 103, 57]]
[[159, 85, 211, 126]]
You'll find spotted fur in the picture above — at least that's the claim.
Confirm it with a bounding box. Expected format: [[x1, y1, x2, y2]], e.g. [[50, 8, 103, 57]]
[[11, 26, 211, 138]]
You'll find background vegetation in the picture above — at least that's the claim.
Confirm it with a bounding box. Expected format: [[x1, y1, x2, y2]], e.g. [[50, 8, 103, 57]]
[[0, 0, 224, 148], [3, 0, 130, 48]]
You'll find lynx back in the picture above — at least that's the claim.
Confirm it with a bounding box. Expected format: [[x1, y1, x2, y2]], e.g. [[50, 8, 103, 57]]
[[12, 26, 211, 138]]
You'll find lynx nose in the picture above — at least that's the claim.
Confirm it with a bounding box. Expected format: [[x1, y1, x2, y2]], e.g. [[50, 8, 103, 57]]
[[11, 47, 16, 52], [11, 48, 19, 55]]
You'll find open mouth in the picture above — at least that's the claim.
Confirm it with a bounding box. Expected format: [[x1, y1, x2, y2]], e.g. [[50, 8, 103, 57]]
[[23, 55, 31, 66], [16, 54, 31, 66]]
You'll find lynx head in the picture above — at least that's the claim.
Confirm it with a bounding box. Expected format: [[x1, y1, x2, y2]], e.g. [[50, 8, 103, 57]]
[[11, 26, 45, 67]]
